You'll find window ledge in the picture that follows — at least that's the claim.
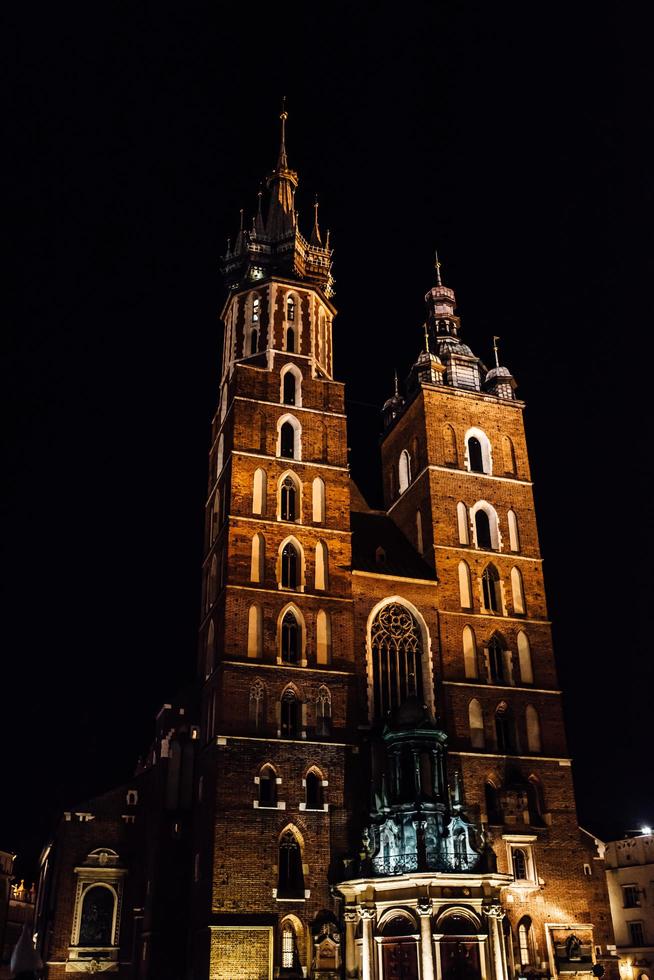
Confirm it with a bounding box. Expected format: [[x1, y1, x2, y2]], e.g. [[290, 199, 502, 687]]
[[253, 801, 286, 810]]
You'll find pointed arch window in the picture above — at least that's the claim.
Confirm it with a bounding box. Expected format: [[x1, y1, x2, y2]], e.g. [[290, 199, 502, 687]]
[[210, 491, 220, 543], [285, 326, 295, 353], [526, 704, 542, 752], [518, 917, 534, 966], [370, 602, 423, 720], [280, 476, 297, 522], [465, 429, 492, 474], [443, 424, 458, 466], [252, 468, 266, 516], [458, 561, 473, 609], [247, 605, 263, 659], [463, 625, 477, 679], [258, 765, 277, 807], [305, 770, 323, 810], [312, 477, 325, 523], [518, 631, 534, 684], [527, 776, 546, 826], [495, 702, 516, 753], [282, 371, 297, 405], [281, 542, 299, 589], [316, 684, 332, 736], [249, 329, 258, 355], [469, 699, 485, 748], [281, 922, 298, 969], [280, 421, 295, 459], [205, 620, 215, 679], [280, 611, 300, 664], [278, 830, 304, 898], [286, 295, 296, 322], [508, 509, 520, 552], [280, 689, 301, 738], [468, 436, 484, 473], [250, 533, 265, 583], [315, 540, 328, 590], [209, 554, 218, 605], [249, 679, 265, 730], [216, 434, 224, 477], [502, 435, 517, 476], [488, 635, 506, 684], [482, 564, 501, 613], [416, 509, 424, 553], [251, 295, 260, 323], [398, 450, 411, 493], [475, 509, 492, 549], [512, 847, 528, 881], [457, 501, 470, 544], [316, 610, 331, 665], [511, 566, 526, 615]]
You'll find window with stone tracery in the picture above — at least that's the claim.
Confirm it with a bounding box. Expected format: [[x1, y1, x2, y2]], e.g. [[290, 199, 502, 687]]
[[371, 603, 423, 720]]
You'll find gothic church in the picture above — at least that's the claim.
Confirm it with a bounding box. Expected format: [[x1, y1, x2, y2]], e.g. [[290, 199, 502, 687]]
[[34, 111, 616, 980]]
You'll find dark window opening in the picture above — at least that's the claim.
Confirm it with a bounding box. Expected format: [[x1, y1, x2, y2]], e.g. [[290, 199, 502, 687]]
[[305, 772, 323, 810], [278, 831, 304, 898], [485, 782, 502, 825], [259, 766, 277, 807], [512, 847, 528, 880], [468, 436, 484, 472], [488, 636, 506, 683], [281, 611, 300, 664], [250, 329, 258, 355], [280, 422, 295, 459], [281, 543, 299, 589], [629, 922, 645, 947], [482, 565, 501, 613], [286, 327, 295, 353], [281, 477, 297, 521], [79, 886, 115, 947], [286, 297, 295, 322], [496, 705, 515, 754], [283, 372, 296, 405], [280, 690, 300, 738], [316, 687, 332, 736], [475, 509, 492, 549]]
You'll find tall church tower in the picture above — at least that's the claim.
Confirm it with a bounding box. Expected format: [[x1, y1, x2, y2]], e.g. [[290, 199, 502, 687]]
[[193, 110, 357, 979]]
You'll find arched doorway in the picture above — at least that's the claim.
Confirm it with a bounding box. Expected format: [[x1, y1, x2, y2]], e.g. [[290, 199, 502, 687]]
[[379, 914, 419, 980], [438, 911, 482, 980]]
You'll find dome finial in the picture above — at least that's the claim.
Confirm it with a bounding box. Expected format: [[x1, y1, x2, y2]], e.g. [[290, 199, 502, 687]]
[[434, 249, 443, 286], [423, 320, 431, 354], [310, 194, 322, 246]]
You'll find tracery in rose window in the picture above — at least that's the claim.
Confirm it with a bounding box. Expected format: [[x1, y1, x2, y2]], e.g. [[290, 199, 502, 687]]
[[370, 602, 423, 720]]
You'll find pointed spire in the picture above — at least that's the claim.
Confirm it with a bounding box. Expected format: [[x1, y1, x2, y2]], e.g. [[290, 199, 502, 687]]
[[423, 321, 430, 354], [394, 370, 400, 396], [255, 186, 265, 235], [434, 250, 443, 286], [310, 195, 322, 246], [492, 335, 500, 368], [277, 96, 288, 170], [234, 208, 246, 253]]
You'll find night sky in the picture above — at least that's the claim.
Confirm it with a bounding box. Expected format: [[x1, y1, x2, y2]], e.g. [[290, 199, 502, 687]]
[[4, 3, 652, 879]]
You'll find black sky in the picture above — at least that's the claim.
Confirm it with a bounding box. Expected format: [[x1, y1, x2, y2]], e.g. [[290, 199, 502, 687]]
[[4, 2, 653, 878]]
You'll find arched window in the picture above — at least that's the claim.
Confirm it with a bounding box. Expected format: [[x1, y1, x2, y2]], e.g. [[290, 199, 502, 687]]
[[416, 510, 424, 553], [316, 684, 331, 735], [258, 765, 277, 807], [216, 434, 224, 476], [281, 920, 299, 970], [443, 424, 458, 466], [518, 917, 534, 966], [458, 561, 473, 609], [517, 630, 533, 684], [285, 326, 295, 353], [281, 542, 300, 589], [487, 635, 506, 684], [457, 501, 470, 545], [502, 435, 517, 475], [508, 509, 520, 552], [315, 540, 328, 590], [280, 689, 301, 738], [463, 625, 477, 679], [495, 702, 515, 753], [482, 564, 501, 613], [465, 428, 492, 474], [205, 620, 215, 678], [527, 776, 546, 826], [370, 602, 423, 720], [249, 679, 265, 730], [312, 477, 325, 523], [526, 705, 542, 752], [281, 365, 302, 407], [251, 295, 260, 323], [469, 699, 485, 748], [252, 468, 266, 516], [280, 611, 300, 664], [475, 509, 492, 549], [485, 781, 502, 824], [247, 605, 263, 659], [511, 566, 526, 614], [209, 554, 218, 605], [316, 610, 331, 665], [249, 533, 264, 583], [278, 829, 304, 898], [79, 885, 115, 947], [280, 421, 296, 458], [210, 491, 220, 542], [512, 847, 528, 881], [286, 295, 296, 322], [305, 770, 323, 810], [280, 475, 298, 522], [249, 328, 258, 355], [398, 450, 411, 493]]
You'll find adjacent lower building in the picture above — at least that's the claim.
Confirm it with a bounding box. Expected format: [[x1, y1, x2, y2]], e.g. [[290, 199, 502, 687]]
[[33, 110, 618, 980], [603, 833, 654, 980]]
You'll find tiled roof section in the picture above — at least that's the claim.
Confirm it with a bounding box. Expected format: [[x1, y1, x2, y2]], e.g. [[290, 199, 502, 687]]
[[350, 506, 436, 581]]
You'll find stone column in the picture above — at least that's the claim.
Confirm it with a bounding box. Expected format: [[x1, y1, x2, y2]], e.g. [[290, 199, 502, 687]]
[[344, 908, 358, 979], [483, 903, 507, 980], [359, 906, 375, 980], [418, 901, 435, 980]]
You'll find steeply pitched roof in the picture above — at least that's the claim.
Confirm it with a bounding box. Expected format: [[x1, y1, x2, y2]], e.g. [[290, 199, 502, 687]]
[[350, 484, 436, 581]]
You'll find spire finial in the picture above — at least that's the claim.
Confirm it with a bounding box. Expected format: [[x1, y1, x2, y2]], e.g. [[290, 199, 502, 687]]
[[423, 321, 430, 353], [492, 335, 500, 368], [277, 96, 288, 170], [310, 194, 322, 246], [435, 249, 443, 286], [394, 370, 400, 396]]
